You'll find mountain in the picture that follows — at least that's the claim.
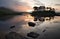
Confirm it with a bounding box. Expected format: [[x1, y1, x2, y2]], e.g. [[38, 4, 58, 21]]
[[0, 7, 23, 15]]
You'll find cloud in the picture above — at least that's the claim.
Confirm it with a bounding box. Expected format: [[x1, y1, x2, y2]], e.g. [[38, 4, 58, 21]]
[[0, 0, 45, 12], [0, 0, 29, 7], [55, 4, 60, 6], [12, 6, 33, 12], [0, 0, 33, 12], [33, 0, 44, 6]]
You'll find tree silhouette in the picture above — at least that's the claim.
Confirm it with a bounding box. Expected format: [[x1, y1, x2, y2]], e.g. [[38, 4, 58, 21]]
[[31, 6, 56, 21], [33, 6, 38, 11]]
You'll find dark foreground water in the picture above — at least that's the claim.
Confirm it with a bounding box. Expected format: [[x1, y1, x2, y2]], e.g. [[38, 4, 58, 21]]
[[0, 13, 60, 39]]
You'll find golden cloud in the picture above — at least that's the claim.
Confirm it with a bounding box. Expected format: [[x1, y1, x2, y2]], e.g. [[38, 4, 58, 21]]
[[12, 5, 33, 12]]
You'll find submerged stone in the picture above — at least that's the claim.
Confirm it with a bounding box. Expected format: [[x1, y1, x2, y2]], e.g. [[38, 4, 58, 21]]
[[39, 18, 45, 21], [43, 29, 46, 32], [10, 25, 15, 29], [28, 22, 36, 27], [34, 18, 37, 21], [27, 32, 39, 38]]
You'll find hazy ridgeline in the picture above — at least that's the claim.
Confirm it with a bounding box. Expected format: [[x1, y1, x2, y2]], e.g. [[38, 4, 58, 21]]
[[0, 7, 23, 16], [0, 7, 26, 21]]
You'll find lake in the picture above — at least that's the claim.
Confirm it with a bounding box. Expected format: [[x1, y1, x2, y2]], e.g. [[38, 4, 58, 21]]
[[0, 13, 60, 39]]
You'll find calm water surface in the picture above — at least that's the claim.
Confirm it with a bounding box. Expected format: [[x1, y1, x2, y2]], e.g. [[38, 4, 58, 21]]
[[0, 13, 60, 39]]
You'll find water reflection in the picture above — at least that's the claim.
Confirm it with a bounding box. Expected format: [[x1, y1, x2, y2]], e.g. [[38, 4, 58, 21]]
[[0, 14, 60, 39]]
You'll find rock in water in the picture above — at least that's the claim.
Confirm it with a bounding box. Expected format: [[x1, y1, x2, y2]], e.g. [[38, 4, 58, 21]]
[[10, 25, 15, 29], [34, 18, 37, 21], [27, 32, 39, 38], [43, 29, 46, 32], [5, 32, 28, 39], [28, 22, 36, 27]]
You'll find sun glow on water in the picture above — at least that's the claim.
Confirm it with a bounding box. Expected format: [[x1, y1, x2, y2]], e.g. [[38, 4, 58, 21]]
[[23, 14, 34, 22]]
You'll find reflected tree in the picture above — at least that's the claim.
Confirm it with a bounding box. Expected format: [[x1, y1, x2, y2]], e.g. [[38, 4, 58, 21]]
[[31, 6, 56, 22]]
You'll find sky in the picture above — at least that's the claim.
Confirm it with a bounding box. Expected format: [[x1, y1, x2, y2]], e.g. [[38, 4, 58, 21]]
[[0, 0, 60, 12]]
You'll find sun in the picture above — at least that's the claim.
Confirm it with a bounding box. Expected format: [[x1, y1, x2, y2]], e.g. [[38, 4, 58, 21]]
[[27, 10, 33, 12]]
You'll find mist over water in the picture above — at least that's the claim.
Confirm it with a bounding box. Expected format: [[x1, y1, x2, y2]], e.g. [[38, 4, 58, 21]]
[[0, 13, 60, 39]]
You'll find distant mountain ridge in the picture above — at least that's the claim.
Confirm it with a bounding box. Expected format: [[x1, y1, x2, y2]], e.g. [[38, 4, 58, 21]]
[[0, 7, 23, 15]]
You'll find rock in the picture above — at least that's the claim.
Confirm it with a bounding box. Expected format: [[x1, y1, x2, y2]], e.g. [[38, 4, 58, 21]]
[[34, 18, 37, 21], [43, 29, 46, 32], [27, 32, 39, 38], [10, 26, 15, 29], [5, 32, 28, 39], [28, 22, 36, 27], [39, 19, 45, 21]]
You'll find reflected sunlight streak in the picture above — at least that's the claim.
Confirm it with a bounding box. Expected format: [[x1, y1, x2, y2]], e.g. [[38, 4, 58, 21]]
[[24, 14, 34, 22]]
